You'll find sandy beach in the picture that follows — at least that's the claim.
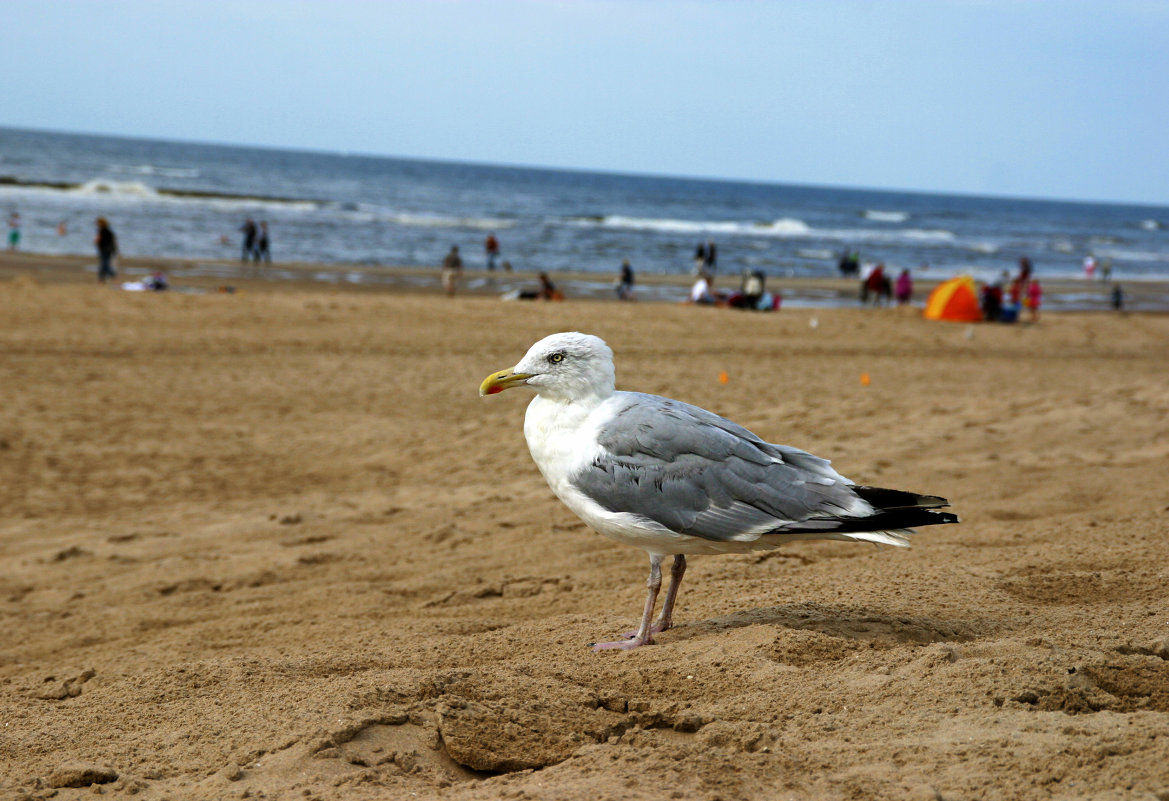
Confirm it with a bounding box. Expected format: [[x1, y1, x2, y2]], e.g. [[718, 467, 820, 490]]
[[2, 253, 1168, 800]]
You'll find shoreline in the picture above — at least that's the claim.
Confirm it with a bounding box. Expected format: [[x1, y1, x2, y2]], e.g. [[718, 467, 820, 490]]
[[1, 249, 1165, 310]]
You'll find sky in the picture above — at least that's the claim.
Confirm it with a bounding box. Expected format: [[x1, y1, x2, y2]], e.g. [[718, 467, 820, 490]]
[[1, 0, 1167, 206]]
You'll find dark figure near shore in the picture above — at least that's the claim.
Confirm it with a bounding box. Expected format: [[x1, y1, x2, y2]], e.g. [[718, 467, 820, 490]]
[[617, 259, 635, 301], [95, 217, 118, 284], [704, 240, 718, 273], [240, 218, 257, 262], [838, 249, 860, 277], [981, 281, 1004, 321], [1111, 284, 1125, 311], [694, 242, 706, 274], [254, 221, 271, 263]]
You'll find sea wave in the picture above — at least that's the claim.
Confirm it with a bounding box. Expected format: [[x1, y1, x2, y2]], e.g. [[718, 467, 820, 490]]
[[69, 179, 160, 199], [863, 209, 910, 223], [570, 213, 954, 245], [382, 211, 518, 231], [583, 215, 748, 235], [0, 175, 319, 211], [796, 248, 836, 260], [571, 214, 810, 237], [106, 163, 200, 179], [1091, 247, 1169, 263]]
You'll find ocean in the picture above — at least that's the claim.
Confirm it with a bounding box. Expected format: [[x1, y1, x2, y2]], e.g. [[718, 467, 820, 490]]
[[2, 126, 1167, 307]]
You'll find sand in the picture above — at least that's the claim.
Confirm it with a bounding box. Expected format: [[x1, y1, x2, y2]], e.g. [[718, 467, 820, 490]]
[[2, 256, 1168, 800]]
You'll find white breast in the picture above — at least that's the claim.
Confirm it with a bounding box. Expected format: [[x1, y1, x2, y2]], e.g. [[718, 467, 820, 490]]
[[523, 395, 709, 555]]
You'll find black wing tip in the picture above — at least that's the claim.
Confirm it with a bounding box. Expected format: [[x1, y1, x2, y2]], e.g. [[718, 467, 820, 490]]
[[852, 485, 951, 510]]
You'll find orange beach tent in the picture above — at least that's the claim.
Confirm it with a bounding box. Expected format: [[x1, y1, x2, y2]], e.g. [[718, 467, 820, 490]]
[[923, 275, 983, 322]]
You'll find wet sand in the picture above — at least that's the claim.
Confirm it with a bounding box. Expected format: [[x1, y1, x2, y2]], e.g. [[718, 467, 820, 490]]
[[2, 257, 1168, 800]]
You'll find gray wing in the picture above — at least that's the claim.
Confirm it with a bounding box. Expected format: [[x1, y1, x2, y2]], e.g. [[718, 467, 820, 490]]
[[571, 393, 870, 541]]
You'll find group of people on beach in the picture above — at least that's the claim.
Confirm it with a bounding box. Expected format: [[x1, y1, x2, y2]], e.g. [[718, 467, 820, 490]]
[[858, 263, 915, 306], [442, 232, 637, 303], [979, 258, 1045, 322], [239, 218, 271, 264]]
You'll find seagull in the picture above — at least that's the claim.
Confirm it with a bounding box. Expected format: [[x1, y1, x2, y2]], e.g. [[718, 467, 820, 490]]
[[479, 332, 958, 651]]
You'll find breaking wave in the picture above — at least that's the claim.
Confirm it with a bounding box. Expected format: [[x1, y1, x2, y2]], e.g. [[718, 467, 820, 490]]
[[863, 209, 910, 223], [106, 163, 200, 179], [570, 213, 953, 246]]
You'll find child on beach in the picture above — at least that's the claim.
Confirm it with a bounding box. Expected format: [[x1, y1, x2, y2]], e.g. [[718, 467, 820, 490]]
[[441, 245, 463, 296], [7, 212, 20, 250], [1025, 279, 1042, 322]]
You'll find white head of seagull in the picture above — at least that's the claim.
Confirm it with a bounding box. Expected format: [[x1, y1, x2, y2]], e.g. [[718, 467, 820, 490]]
[[480, 332, 615, 403]]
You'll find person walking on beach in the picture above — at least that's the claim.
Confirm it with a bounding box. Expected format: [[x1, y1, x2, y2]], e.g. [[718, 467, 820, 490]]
[[1025, 278, 1042, 322], [240, 218, 257, 262], [616, 259, 635, 301], [255, 221, 271, 264], [441, 245, 463, 296], [95, 217, 118, 284], [7, 212, 20, 251], [895, 268, 914, 304], [861, 263, 889, 305], [693, 242, 706, 275], [484, 233, 500, 271]]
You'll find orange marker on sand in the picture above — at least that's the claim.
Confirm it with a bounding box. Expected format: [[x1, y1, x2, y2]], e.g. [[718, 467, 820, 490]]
[[860, 372, 871, 387], [718, 371, 729, 385]]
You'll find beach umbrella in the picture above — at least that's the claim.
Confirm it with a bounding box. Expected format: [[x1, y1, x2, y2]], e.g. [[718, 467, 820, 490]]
[[923, 275, 983, 322]]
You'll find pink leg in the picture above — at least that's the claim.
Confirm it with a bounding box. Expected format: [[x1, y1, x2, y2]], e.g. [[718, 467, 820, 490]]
[[655, 555, 687, 633], [592, 554, 662, 651], [619, 554, 686, 639]]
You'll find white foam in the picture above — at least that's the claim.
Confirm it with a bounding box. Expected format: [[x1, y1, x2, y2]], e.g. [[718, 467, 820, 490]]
[[797, 248, 836, 260], [757, 217, 812, 236], [570, 213, 955, 246], [593, 215, 746, 235], [70, 179, 160, 199], [388, 212, 517, 230], [863, 209, 910, 223], [106, 163, 200, 179], [1092, 247, 1169, 263]]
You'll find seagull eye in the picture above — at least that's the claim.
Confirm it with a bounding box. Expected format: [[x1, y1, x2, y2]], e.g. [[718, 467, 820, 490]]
[[548, 353, 566, 364]]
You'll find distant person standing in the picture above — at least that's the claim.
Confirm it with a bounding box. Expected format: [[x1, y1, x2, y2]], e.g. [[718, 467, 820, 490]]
[[255, 221, 271, 263], [693, 242, 706, 275], [441, 245, 463, 296], [838, 249, 860, 277], [616, 259, 635, 301], [704, 240, 718, 273], [895, 268, 914, 304], [1009, 256, 1033, 309], [95, 217, 118, 284], [240, 218, 257, 262], [1026, 278, 1042, 322], [484, 232, 500, 270], [1111, 283, 1124, 310], [7, 211, 20, 251], [861, 263, 888, 305]]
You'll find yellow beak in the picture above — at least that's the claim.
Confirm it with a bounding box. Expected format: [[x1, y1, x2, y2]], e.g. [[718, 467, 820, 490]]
[[479, 369, 533, 396]]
